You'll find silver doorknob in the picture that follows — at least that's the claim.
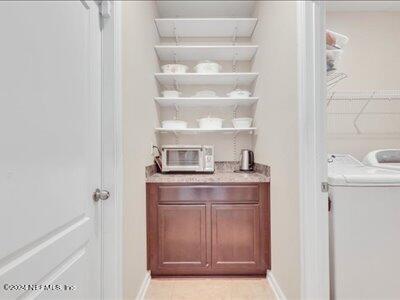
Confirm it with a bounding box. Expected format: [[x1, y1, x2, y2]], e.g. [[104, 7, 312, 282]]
[[93, 188, 110, 202]]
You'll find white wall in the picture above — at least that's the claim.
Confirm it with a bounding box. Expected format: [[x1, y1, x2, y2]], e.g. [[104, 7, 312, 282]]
[[327, 12, 400, 159], [252, 2, 301, 299], [122, 1, 159, 299]]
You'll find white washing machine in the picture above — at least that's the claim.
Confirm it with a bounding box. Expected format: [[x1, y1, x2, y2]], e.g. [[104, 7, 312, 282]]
[[328, 154, 400, 300], [363, 149, 400, 171]]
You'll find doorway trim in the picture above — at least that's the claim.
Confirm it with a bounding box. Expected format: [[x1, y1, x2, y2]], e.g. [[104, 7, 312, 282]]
[[297, 1, 329, 299], [101, 1, 123, 299]]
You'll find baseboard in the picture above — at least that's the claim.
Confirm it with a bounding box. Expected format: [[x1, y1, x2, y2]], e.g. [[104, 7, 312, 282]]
[[135, 271, 151, 300], [267, 271, 287, 300]]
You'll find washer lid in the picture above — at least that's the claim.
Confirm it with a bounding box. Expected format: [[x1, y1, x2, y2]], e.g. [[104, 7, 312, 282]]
[[328, 153, 363, 167], [328, 154, 400, 186], [328, 165, 400, 185], [363, 149, 400, 171]]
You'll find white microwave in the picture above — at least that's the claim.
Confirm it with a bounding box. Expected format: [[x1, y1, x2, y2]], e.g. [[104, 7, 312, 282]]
[[161, 145, 214, 173]]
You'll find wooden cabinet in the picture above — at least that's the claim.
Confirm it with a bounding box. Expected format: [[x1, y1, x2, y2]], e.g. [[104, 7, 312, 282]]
[[158, 205, 208, 268], [212, 204, 261, 270], [147, 183, 270, 276]]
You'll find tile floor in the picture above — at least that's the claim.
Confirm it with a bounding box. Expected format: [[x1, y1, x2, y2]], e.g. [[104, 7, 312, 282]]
[[144, 278, 276, 300]]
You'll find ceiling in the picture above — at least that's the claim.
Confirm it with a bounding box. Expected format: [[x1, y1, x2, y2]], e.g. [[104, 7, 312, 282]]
[[156, 1, 256, 18]]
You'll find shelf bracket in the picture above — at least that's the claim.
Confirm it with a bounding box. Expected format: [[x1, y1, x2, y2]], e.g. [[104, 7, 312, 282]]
[[233, 78, 238, 90], [233, 130, 238, 160], [232, 25, 238, 45], [353, 91, 375, 134], [233, 104, 238, 117], [173, 79, 180, 92], [173, 24, 179, 45], [232, 52, 238, 73], [174, 104, 179, 120], [173, 52, 178, 64], [232, 104, 238, 159], [327, 91, 335, 107]]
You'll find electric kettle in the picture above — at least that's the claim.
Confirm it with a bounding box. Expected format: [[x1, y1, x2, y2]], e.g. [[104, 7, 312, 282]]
[[240, 149, 254, 171]]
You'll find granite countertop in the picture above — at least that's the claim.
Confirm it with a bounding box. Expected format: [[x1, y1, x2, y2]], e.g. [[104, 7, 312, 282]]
[[146, 162, 270, 183]]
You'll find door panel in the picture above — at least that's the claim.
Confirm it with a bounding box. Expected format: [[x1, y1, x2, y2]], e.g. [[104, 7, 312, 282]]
[[0, 1, 102, 299], [212, 204, 261, 269], [158, 205, 208, 268]]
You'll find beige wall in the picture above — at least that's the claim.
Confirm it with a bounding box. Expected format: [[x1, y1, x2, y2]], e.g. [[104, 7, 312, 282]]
[[327, 12, 400, 159], [252, 2, 301, 299], [122, 1, 159, 299]]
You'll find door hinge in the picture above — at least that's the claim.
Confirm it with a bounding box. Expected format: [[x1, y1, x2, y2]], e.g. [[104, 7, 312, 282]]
[[321, 182, 329, 193], [100, 1, 111, 18]]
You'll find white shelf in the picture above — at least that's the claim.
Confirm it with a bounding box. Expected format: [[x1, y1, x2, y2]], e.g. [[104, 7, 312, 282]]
[[155, 97, 258, 107], [155, 73, 258, 86], [156, 2, 256, 19], [155, 127, 256, 134], [154, 45, 258, 61], [155, 18, 258, 38]]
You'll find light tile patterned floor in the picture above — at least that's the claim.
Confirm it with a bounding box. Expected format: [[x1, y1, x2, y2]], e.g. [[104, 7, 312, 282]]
[[144, 278, 276, 300]]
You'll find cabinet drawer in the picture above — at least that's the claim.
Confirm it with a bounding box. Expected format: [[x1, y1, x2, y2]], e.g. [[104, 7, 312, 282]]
[[158, 185, 259, 203]]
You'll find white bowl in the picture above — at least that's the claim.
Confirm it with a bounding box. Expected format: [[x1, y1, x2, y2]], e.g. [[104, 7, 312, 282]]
[[161, 64, 189, 74], [161, 120, 187, 129], [227, 89, 251, 98], [197, 117, 224, 129], [232, 118, 253, 129], [162, 90, 181, 98], [194, 60, 222, 73], [193, 90, 217, 98]]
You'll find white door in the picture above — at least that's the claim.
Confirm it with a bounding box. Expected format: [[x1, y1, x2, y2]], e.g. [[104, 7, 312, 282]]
[[0, 1, 103, 299]]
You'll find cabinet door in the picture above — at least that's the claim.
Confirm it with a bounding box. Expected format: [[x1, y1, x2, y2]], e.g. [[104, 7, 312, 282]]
[[158, 205, 208, 268], [212, 204, 262, 271]]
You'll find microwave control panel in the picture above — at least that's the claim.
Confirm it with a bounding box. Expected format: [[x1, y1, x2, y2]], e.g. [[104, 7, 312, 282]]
[[204, 146, 214, 171]]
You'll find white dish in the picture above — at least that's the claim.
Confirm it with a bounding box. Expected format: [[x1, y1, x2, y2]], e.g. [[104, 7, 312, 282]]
[[161, 64, 189, 74], [232, 118, 253, 128], [162, 90, 181, 98], [193, 90, 217, 98], [227, 89, 251, 98], [197, 117, 224, 129], [194, 60, 222, 73], [161, 120, 187, 129]]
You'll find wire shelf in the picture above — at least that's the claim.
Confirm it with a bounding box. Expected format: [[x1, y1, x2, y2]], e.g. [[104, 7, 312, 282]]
[[327, 90, 400, 101], [326, 90, 400, 134], [327, 72, 347, 90]]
